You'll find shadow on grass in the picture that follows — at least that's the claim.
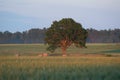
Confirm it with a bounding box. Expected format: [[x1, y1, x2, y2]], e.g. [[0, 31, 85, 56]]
[[102, 49, 120, 53], [101, 49, 120, 57]]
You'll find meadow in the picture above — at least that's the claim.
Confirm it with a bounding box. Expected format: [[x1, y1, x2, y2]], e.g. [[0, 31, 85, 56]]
[[0, 43, 120, 56], [0, 43, 120, 80]]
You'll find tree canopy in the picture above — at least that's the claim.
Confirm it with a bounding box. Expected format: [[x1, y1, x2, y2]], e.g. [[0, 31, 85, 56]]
[[45, 18, 88, 55]]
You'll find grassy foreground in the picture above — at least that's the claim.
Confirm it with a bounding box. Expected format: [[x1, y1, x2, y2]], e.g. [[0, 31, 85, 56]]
[[0, 56, 120, 80], [0, 43, 120, 80]]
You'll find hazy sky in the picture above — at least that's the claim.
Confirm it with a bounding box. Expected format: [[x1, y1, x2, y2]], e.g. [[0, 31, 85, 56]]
[[0, 0, 120, 32]]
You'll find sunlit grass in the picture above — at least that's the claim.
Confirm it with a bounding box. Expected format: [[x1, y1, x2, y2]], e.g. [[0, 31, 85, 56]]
[[0, 56, 120, 80], [0, 43, 120, 79]]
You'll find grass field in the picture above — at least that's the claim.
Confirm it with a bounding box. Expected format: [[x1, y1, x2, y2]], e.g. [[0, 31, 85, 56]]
[[0, 56, 120, 80], [0, 43, 120, 80], [0, 43, 120, 56]]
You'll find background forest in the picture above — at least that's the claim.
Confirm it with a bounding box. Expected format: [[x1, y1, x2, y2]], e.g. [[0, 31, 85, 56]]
[[0, 28, 120, 44]]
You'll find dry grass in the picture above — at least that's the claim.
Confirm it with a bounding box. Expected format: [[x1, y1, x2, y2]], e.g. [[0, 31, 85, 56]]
[[0, 56, 120, 80], [0, 43, 120, 80]]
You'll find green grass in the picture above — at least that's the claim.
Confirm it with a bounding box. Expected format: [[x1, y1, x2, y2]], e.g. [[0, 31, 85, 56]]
[[0, 43, 120, 56], [0, 43, 120, 80], [0, 44, 47, 56], [0, 56, 120, 80], [103, 49, 120, 53]]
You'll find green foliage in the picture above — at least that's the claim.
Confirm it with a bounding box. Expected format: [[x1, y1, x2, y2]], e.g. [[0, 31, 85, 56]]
[[45, 18, 88, 53]]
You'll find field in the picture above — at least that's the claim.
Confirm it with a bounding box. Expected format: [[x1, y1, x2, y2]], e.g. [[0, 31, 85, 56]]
[[0, 43, 120, 56], [0, 43, 120, 80]]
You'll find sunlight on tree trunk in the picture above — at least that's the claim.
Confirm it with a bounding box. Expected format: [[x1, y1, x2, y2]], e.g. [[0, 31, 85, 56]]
[[62, 47, 66, 55], [60, 39, 71, 55]]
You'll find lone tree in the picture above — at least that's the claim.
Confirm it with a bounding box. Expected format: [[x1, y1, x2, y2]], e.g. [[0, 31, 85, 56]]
[[45, 18, 88, 55]]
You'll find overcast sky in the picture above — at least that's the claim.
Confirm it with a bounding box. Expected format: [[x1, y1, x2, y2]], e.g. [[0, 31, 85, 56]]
[[0, 0, 120, 32]]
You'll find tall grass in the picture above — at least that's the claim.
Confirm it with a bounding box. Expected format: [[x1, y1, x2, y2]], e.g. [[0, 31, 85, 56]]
[[0, 44, 120, 80]]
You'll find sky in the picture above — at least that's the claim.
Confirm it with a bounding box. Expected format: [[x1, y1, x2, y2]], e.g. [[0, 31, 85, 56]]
[[0, 0, 120, 32]]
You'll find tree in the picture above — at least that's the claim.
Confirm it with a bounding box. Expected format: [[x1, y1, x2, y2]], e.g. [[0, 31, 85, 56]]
[[45, 18, 88, 55]]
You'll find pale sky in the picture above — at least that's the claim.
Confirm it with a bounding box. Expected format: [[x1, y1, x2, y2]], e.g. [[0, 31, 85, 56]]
[[0, 0, 120, 32]]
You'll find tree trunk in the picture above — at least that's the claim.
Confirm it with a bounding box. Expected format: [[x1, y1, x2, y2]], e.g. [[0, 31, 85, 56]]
[[62, 47, 67, 56], [60, 40, 69, 56]]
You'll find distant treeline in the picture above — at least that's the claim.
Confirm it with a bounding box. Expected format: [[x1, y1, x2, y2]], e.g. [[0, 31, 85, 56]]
[[0, 28, 120, 44], [87, 28, 120, 43]]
